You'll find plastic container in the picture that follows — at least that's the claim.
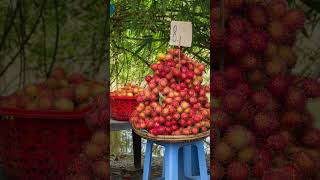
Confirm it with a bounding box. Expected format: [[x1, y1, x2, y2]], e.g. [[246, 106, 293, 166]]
[[0, 105, 93, 180], [110, 95, 138, 121]]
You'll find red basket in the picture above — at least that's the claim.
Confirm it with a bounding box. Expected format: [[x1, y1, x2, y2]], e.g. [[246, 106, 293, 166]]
[[0, 96, 10, 168], [110, 95, 138, 121], [0, 105, 93, 180]]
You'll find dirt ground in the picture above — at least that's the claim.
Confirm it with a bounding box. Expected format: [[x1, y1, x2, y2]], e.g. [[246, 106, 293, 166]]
[[110, 154, 210, 180]]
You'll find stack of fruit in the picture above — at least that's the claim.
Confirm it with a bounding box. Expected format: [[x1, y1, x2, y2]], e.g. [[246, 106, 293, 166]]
[[110, 83, 144, 97], [65, 130, 109, 180], [211, 0, 320, 179], [0, 68, 105, 112], [130, 49, 210, 136]]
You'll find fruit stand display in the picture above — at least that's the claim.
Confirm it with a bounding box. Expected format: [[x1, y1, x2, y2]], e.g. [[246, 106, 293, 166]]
[[129, 48, 210, 138], [211, 0, 320, 179], [0, 68, 106, 180], [110, 84, 143, 121]]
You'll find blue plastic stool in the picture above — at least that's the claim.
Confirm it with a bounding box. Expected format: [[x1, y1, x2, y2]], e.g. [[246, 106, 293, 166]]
[[143, 140, 209, 180]]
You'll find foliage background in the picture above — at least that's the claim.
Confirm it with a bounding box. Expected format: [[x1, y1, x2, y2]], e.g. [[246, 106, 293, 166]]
[[0, 0, 108, 95], [110, 0, 211, 90]]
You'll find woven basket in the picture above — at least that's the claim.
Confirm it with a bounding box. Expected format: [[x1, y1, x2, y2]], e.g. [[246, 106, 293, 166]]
[[132, 127, 210, 143]]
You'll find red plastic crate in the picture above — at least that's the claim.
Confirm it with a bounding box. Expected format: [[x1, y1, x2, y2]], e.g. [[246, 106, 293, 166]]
[[0, 105, 93, 180], [0, 116, 10, 168], [110, 95, 138, 121]]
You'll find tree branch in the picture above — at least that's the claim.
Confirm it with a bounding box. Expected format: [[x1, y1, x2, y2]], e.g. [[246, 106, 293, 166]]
[[0, 0, 47, 78]]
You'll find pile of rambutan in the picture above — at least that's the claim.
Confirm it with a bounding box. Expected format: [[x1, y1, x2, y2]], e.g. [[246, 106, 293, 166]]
[[65, 129, 109, 180], [211, 0, 320, 179]]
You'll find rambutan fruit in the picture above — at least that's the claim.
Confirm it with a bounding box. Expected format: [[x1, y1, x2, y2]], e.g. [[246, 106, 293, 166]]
[[264, 42, 278, 58], [227, 161, 249, 180], [211, 23, 224, 49], [272, 154, 289, 168], [234, 82, 252, 98], [266, 132, 291, 151], [226, 35, 247, 57], [282, 9, 305, 32], [267, 0, 288, 19], [84, 143, 104, 160], [227, 17, 248, 35], [239, 54, 261, 70], [68, 156, 90, 174], [91, 130, 108, 149], [265, 60, 287, 77], [211, 161, 225, 180], [211, 72, 228, 97], [223, 65, 244, 84], [252, 160, 271, 177], [302, 78, 320, 98], [65, 174, 91, 180], [247, 30, 269, 53], [267, 20, 289, 43], [302, 128, 320, 149], [237, 103, 256, 125], [294, 151, 318, 176], [280, 110, 303, 130], [262, 169, 289, 180], [255, 148, 272, 162], [251, 89, 271, 109], [92, 160, 109, 179], [247, 69, 266, 85], [213, 141, 234, 163], [225, 0, 244, 9], [253, 112, 280, 136], [267, 75, 290, 96], [211, 7, 229, 22], [221, 90, 246, 113], [285, 87, 306, 109], [238, 146, 256, 163], [278, 45, 297, 68], [278, 164, 303, 180], [224, 125, 254, 150], [212, 108, 232, 133], [248, 4, 268, 27]]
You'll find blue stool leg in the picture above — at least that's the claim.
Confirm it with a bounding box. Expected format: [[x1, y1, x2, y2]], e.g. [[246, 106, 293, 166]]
[[191, 145, 200, 175], [162, 146, 168, 178], [195, 141, 209, 180], [183, 145, 193, 177], [164, 144, 179, 180], [178, 148, 185, 180], [143, 141, 153, 180]]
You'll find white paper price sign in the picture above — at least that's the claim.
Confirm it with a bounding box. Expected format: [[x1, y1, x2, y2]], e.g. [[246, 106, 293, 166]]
[[169, 21, 192, 47]]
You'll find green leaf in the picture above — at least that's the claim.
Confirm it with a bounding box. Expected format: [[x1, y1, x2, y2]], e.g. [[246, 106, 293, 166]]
[[159, 92, 163, 106], [142, 129, 148, 134], [302, 27, 309, 38], [301, 0, 320, 14]]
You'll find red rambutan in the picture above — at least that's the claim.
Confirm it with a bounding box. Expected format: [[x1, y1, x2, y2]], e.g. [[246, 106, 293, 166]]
[[239, 54, 261, 70], [227, 161, 249, 180], [280, 110, 303, 130], [267, 75, 290, 96], [212, 108, 232, 133], [224, 125, 255, 150], [302, 128, 320, 149], [253, 160, 271, 177], [285, 87, 306, 109], [247, 30, 269, 53], [248, 4, 268, 27], [282, 9, 305, 32], [253, 112, 280, 136], [213, 141, 234, 163], [222, 90, 246, 113], [226, 35, 247, 57]]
